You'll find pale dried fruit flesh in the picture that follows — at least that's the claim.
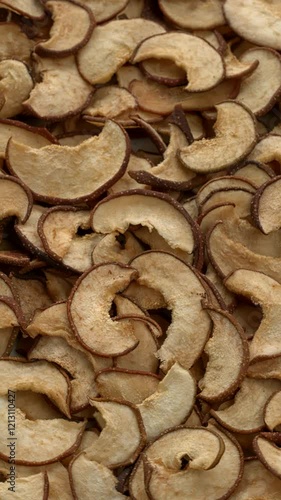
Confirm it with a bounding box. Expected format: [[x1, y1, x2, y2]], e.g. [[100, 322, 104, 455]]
[[158, 0, 225, 30]]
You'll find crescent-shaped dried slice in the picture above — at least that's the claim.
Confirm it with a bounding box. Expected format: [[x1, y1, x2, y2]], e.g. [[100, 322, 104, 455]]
[[68, 263, 139, 356], [77, 19, 165, 85], [15, 205, 48, 258], [69, 453, 127, 500], [247, 356, 281, 382], [86, 399, 146, 467], [223, 41, 259, 80], [132, 32, 224, 92], [179, 101, 257, 173], [198, 307, 249, 403], [78, 0, 128, 23], [231, 458, 281, 500], [92, 231, 143, 266], [95, 368, 160, 404], [0, 23, 34, 63], [252, 176, 281, 234], [230, 160, 274, 186], [211, 377, 281, 433], [35, 1, 94, 57], [130, 78, 239, 115], [145, 425, 243, 500], [0, 395, 85, 464], [140, 58, 186, 87], [158, 0, 224, 29], [7, 120, 129, 204], [0, 0, 45, 19], [0, 60, 33, 119], [14, 391, 63, 420], [196, 176, 256, 206], [83, 86, 137, 120], [264, 391, 281, 431], [0, 472, 48, 500], [224, 0, 281, 50], [10, 275, 52, 326], [91, 191, 200, 260], [23, 55, 92, 120], [225, 269, 281, 362], [130, 251, 211, 371], [0, 358, 71, 417], [137, 363, 196, 441], [236, 48, 281, 115], [0, 297, 20, 356], [108, 155, 151, 194], [249, 134, 281, 165], [0, 119, 56, 158], [0, 175, 32, 224], [253, 433, 281, 479]]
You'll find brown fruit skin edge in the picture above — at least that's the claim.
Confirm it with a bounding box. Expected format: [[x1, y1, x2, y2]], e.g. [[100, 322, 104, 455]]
[[251, 175, 281, 234], [158, 1, 225, 30], [0, 174, 33, 224], [253, 432, 281, 479], [0, 118, 58, 147], [43, 471, 49, 500], [6, 121, 131, 205]]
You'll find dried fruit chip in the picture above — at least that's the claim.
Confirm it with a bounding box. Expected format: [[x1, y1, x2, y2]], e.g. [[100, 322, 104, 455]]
[[0, 60, 33, 119], [0, 0, 45, 18], [231, 458, 281, 500], [253, 433, 281, 479], [0, 119, 56, 158], [0, 175, 32, 224], [264, 390, 281, 431], [0, 23, 34, 62], [252, 175, 281, 234], [79, 0, 129, 23], [0, 472, 49, 500], [83, 86, 137, 120]]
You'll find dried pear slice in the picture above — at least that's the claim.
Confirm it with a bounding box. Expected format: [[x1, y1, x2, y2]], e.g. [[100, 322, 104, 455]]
[[0, 175, 32, 224], [158, 0, 225, 30], [78, 0, 129, 23], [264, 391, 281, 431], [0, 472, 49, 500], [0, 60, 33, 119], [92, 231, 143, 266], [231, 459, 281, 500], [0, 119, 56, 158], [0, 23, 34, 63], [253, 433, 281, 479], [0, 0, 45, 19], [252, 176, 281, 234], [83, 86, 137, 120]]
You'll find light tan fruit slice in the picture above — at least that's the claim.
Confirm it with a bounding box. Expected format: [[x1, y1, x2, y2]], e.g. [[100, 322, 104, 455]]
[[132, 32, 224, 92], [158, 0, 224, 29], [0, 60, 33, 119], [10, 275, 52, 326], [231, 458, 281, 500], [224, 0, 281, 50], [29, 335, 97, 413], [23, 55, 92, 120], [69, 453, 127, 499], [130, 78, 238, 115], [35, 1, 94, 57], [252, 176, 281, 234], [119, 0, 143, 18], [83, 86, 137, 120], [223, 41, 258, 79], [0, 23, 34, 62], [92, 231, 143, 266], [108, 155, 151, 194], [253, 433, 281, 479], [0, 0, 45, 18], [15, 205, 47, 258], [131, 251, 210, 371], [145, 424, 243, 500], [7, 120, 129, 204], [179, 101, 257, 173], [15, 391, 63, 420], [196, 175, 256, 206], [0, 119, 56, 158], [249, 134, 281, 164], [0, 358, 71, 417], [0, 297, 20, 356], [91, 190, 200, 259], [236, 48, 281, 115], [43, 270, 74, 302], [198, 307, 249, 403], [140, 58, 186, 87], [0, 472, 48, 500], [264, 391, 281, 431], [78, 0, 128, 22], [68, 263, 139, 356], [137, 363, 196, 441], [205, 264, 235, 309], [225, 269, 281, 362], [77, 19, 165, 84], [211, 377, 281, 433], [86, 399, 146, 467], [95, 368, 160, 404], [200, 188, 253, 218], [230, 160, 274, 186], [0, 175, 32, 224], [247, 356, 281, 381], [0, 394, 86, 464]]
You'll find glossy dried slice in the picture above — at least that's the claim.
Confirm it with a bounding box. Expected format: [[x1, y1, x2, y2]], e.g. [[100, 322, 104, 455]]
[[7, 120, 129, 204], [158, 0, 224, 29], [0, 472, 48, 500], [0, 60, 33, 119], [79, 0, 128, 22], [83, 86, 137, 120], [77, 19, 165, 84], [179, 101, 257, 173], [252, 176, 281, 234], [253, 433, 281, 479], [231, 459, 281, 500], [0, 119, 56, 158], [0, 175, 32, 224], [264, 391, 281, 431], [0, 23, 34, 62], [23, 55, 92, 120], [131, 251, 210, 371], [35, 1, 94, 56], [198, 307, 249, 403], [0, 0, 45, 18], [92, 231, 143, 266], [132, 32, 224, 92]]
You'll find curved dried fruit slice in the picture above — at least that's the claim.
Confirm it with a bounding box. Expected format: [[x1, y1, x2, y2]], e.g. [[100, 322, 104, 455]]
[[15, 205, 48, 258], [225, 269, 281, 362], [68, 263, 139, 356], [7, 120, 129, 204], [252, 176, 281, 234], [0, 23, 34, 62], [249, 134, 281, 165], [158, 0, 224, 29], [130, 251, 211, 371], [0, 296, 20, 356], [137, 363, 196, 440], [224, 0, 281, 50], [92, 231, 143, 266], [230, 160, 274, 186], [247, 356, 281, 381], [0, 358, 71, 417], [0, 472, 48, 500], [10, 275, 52, 326], [211, 377, 281, 433], [119, 0, 144, 18], [231, 458, 281, 500], [145, 424, 243, 500], [264, 391, 281, 431], [132, 32, 224, 92], [223, 41, 258, 80], [77, 19, 165, 84], [196, 176, 256, 207], [95, 368, 160, 404], [79, 0, 128, 22], [0, 0, 45, 18], [253, 433, 281, 479], [83, 86, 137, 120], [0, 119, 56, 158], [140, 58, 186, 87], [23, 55, 92, 120], [236, 48, 281, 115], [198, 307, 249, 403], [35, 1, 94, 56], [0, 394, 85, 464], [86, 399, 146, 467], [179, 101, 257, 173], [0, 60, 33, 119], [0, 175, 32, 224], [15, 391, 62, 420], [109, 155, 151, 194], [69, 453, 127, 499], [91, 190, 200, 260]]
